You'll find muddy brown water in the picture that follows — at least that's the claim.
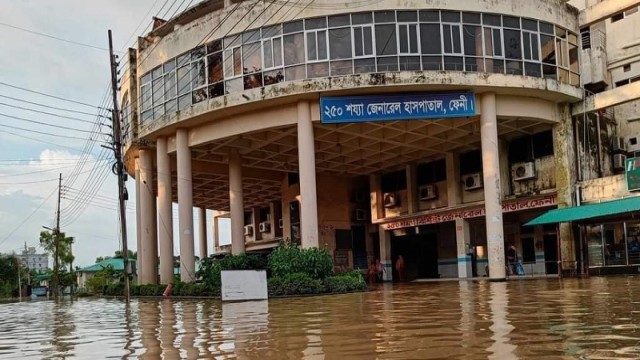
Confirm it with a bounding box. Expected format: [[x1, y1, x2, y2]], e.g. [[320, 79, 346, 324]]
[[2, 277, 640, 359]]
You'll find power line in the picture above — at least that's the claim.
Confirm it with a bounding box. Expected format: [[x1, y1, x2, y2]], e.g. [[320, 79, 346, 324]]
[[0, 112, 109, 135], [0, 21, 114, 52], [0, 122, 101, 141], [0, 94, 109, 118], [0, 130, 92, 153], [0, 101, 106, 125], [0, 81, 110, 110], [0, 186, 58, 248]]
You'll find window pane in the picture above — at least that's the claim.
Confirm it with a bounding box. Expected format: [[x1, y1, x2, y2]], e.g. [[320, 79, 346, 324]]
[[375, 24, 397, 55], [409, 25, 418, 53], [141, 72, 151, 85], [273, 38, 283, 67], [420, 24, 441, 54], [225, 77, 243, 94], [244, 73, 263, 89], [307, 32, 317, 60], [283, 20, 303, 34], [463, 12, 481, 24], [329, 14, 350, 27], [284, 33, 305, 65], [192, 88, 207, 104], [539, 22, 554, 35], [243, 30, 260, 44], [164, 71, 176, 99], [506, 60, 523, 75], [164, 59, 176, 73], [223, 49, 233, 78], [522, 19, 537, 31], [207, 53, 223, 83], [243, 42, 262, 74], [483, 14, 501, 26], [285, 64, 305, 80], [233, 47, 242, 75], [263, 40, 273, 68], [352, 12, 373, 25], [191, 59, 206, 88], [541, 35, 555, 64], [154, 104, 164, 118], [363, 27, 373, 55], [524, 62, 541, 77], [207, 39, 222, 53], [177, 53, 190, 67], [422, 56, 442, 70], [543, 64, 556, 79], [152, 78, 163, 104], [208, 82, 224, 98], [152, 66, 163, 79], [503, 29, 522, 59], [399, 25, 408, 53], [141, 84, 151, 111], [354, 58, 375, 73], [531, 33, 539, 60], [465, 57, 484, 72], [397, 11, 417, 22], [377, 56, 398, 71], [557, 39, 568, 67], [443, 25, 453, 53], [318, 31, 327, 59], [503, 16, 520, 29], [141, 109, 153, 122], [441, 11, 460, 22], [354, 27, 363, 56], [463, 25, 481, 56], [444, 56, 463, 71], [452, 25, 462, 53], [329, 28, 352, 59], [419, 11, 439, 22], [523, 33, 532, 60], [330, 60, 352, 75], [374, 11, 395, 23], [307, 62, 329, 78], [569, 43, 579, 72], [178, 94, 191, 110], [262, 25, 281, 39], [399, 56, 420, 70], [486, 58, 505, 73], [263, 69, 284, 85], [177, 66, 190, 95], [191, 46, 205, 60], [306, 17, 327, 30]]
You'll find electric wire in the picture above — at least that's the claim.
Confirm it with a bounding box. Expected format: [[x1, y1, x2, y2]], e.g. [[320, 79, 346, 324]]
[[0, 112, 109, 135], [0, 21, 114, 52], [0, 94, 110, 118], [0, 81, 110, 110], [0, 101, 107, 125], [0, 186, 58, 248]]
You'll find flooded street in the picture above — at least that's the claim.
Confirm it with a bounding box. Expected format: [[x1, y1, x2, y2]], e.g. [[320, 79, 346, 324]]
[[3, 277, 640, 359]]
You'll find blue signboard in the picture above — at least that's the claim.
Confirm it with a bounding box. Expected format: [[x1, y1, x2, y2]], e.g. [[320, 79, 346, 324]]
[[320, 92, 476, 124]]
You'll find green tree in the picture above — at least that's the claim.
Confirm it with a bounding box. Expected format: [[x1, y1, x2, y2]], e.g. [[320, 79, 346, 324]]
[[0, 255, 27, 298], [39, 230, 74, 269]]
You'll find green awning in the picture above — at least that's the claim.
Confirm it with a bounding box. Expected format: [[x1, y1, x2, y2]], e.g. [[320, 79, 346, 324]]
[[525, 196, 640, 226]]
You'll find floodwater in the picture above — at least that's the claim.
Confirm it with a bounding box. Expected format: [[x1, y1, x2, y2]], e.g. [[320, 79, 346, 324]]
[[2, 277, 640, 359]]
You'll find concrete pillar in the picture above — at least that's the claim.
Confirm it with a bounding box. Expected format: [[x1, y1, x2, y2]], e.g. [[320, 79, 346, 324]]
[[213, 211, 221, 251], [177, 129, 195, 282], [480, 92, 506, 281], [199, 207, 207, 260], [229, 150, 246, 255], [139, 149, 158, 284], [446, 153, 461, 206], [157, 137, 174, 284], [554, 104, 577, 274], [369, 174, 384, 221], [135, 157, 142, 279], [456, 219, 472, 278], [379, 226, 393, 281], [406, 164, 418, 214], [297, 101, 319, 248]]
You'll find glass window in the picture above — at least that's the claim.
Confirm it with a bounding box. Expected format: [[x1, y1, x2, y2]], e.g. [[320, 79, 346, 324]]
[[483, 14, 501, 26], [441, 11, 460, 23], [263, 37, 283, 69], [177, 65, 190, 95], [354, 58, 376, 73], [524, 62, 541, 77], [444, 56, 464, 71], [283, 20, 303, 34], [503, 29, 522, 59], [225, 77, 243, 94], [463, 12, 481, 24], [397, 11, 418, 22], [243, 42, 262, 74], [422, 56, 442, 70], [329, 27, 352, 59], [284, 33, 305, 65], [330, 60, 352, 75], [207, 53, 223, 83], [523, 31, 540, 61], [305, 17, 327, 30], [420, 24, 441, 54], [399, 56, 420, 71], [177, 53, 190, 67], [329, 14, 350, 27], [208, 82, 224, 98], [164, 59, 176, 73], [353, 25, 374, 57], [541, 35, 555, 65], [285, 64, 305, 80], [442, 24, 462, 54], [484, 27, 503, 57], [151, 66, 163, 80], [503, 16, 520, 29], [140, 83, 152, 111], [191, 46, 205, 60], [244, 73, 262, 89], [375, 24, 397, 55], [569, 43, 579, 73], [539, 22, 554, 35], [556, 38, 568, 67], [191, 58, 206, 89], [419, 11, 439, 22], [522, 19, 538, 31], [243, 30, 260, 44], [152, 78, 163, 104], [263, 69, 284, 85], [463, 25, 482, 56], [377, 56, 398, 71], [352, 12, 373, 25], [178, 94, 191, 111], [307, 30, 328, 61], [627, 222, 640, 264], [192, 88, 207, 104], [207, 39, 222, 53], [164, 71, 176, 100], [398, 23, 419, 54], [307, 62, 329, 78], [374, 11, 396, 23]]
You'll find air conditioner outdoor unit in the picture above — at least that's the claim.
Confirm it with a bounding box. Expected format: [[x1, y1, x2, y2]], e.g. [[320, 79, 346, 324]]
[[355, 208, 367, 221], [383, 192, 398, 208], [627, 136, 640, 153], [418, 184, 438, 200], [512, 162, 536, 181], [278, 218, 283, 229], [259, 222, 271, 233], [613, 153, 627, 171], [243, 225, 253, 236], [612, 137, 627, 153], [462, 173, 483, 191]]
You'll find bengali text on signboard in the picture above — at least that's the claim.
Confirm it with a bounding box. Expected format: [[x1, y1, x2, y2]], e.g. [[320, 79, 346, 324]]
[[320, 92, 476, 124]]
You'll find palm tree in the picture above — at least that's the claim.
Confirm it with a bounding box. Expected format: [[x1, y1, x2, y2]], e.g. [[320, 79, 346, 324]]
[[39, 230, 75, 269]]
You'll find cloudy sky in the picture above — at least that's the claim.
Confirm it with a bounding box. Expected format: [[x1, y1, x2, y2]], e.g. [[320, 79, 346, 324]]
[[0, 0, 229, 268]]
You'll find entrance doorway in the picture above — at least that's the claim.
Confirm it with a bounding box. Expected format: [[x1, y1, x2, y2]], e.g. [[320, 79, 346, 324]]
[[391, 231, 439, 280], [544, 234, 559, 274]]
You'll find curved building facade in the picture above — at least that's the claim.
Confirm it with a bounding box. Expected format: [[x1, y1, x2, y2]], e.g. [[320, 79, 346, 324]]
[[122, 0, 583, 284]]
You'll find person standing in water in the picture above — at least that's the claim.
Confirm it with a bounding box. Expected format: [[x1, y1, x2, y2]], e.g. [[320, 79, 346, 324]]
[[396, 255, 405, 282]]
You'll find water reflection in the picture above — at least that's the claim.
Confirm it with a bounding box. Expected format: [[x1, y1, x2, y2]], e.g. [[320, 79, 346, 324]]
[[6, 277, 640, 358]]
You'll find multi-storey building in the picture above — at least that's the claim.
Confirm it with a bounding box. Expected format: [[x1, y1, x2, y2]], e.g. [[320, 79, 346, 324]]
[[17, 247, 48, 271], [120, 0, 639, 284]]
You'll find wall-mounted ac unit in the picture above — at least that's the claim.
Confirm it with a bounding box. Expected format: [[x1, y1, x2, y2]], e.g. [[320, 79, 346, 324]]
[[418, 184, 438, 200], [627, 136, 640, 153], [612, 137, 627, 153], [243, 225, 253, 236], [462, 173, 483, 191], [278, 218, 283, 229], [258, 222, 271, 233], [383, 192, 398, 208], [512, 162, 536, 181], [613, 153, 627, 171], [355, 209, 367, 221]]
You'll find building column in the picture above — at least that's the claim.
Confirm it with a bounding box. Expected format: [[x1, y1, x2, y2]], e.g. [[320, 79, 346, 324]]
[[554, 104, 577, 274], [212, 210, 222, 252], [297, 101, 319, 248], [406, 164, 418, 214], [135, 157, 142, 279], [177, 129, 195, 282], [379, 226, 393, 281], [456, 219, 473, 278], [157, 137, 174, 284], [139, 149, 158, 284], [229, 150, 246, 255], [480, 92, 506, 281], [369, 174, 384, 221], [199, 207, 207, 260]]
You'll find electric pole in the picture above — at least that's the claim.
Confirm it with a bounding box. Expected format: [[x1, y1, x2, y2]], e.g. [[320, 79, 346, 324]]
[[108, 29, 130, 302], [54, 173, 61, 300]]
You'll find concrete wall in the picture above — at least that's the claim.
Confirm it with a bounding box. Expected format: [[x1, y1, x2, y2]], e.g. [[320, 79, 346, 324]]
[[437, 222, 458, 278], [512, 156, 557, 196], [580, 174, 630, 202]]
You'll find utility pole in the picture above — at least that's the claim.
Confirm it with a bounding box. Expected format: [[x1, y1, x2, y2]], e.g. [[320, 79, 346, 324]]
[[24, 242, 30, 286], [108, 29, 130, 302], [54, 173, 62, 300], [16, 256, 21, 301]]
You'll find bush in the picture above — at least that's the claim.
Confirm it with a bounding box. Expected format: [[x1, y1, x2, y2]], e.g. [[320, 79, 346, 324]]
[[268, 242, 333, 279], [198, 254, 267, 290], [268, 273, 323, 296], [322, 274, 367, 293]]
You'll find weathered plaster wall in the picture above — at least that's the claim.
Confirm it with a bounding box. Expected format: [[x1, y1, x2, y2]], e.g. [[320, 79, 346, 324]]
[[580, 174, 632, 202], [512, 156, 557, 196]]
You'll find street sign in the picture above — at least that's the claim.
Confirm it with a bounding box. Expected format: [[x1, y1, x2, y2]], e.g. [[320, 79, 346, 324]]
[[626, 157, 640, 191]]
